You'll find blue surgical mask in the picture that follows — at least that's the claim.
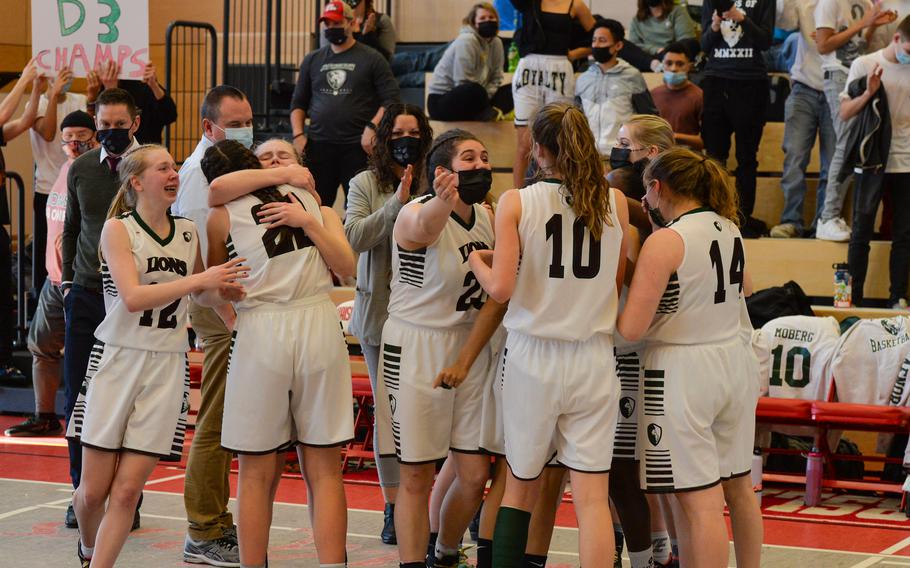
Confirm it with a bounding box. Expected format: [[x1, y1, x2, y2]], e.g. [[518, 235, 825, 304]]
[[663, 70, 687, 86], [896, 42, 910, 65], [216, 124, 254, 149]]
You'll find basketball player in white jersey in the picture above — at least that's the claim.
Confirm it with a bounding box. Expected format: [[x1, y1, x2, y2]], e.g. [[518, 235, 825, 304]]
[[202, 140, 355, 568], [68, 145, 247, 568], [618, 147, 762, 568], [376, 129, 496, 568], [468, 102, 629, 567]]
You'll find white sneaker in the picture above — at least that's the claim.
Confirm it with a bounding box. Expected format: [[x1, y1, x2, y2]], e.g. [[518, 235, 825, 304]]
[[769, 223, 801, 238], [816, 217, 851, 242], [892, 298, 908, 311]]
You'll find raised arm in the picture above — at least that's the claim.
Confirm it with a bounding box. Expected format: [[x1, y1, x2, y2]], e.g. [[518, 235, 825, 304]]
[[344, 168, 408, 252], [0, 56, 38, 125], [34, 67, 73, 142], [2, 78, 42, 141], [616, 228, 684, 342], [470, 188, 521, 303], [207, 164, 316, 207], [101, 218, 246, 313], [393, 170, 461, 249]]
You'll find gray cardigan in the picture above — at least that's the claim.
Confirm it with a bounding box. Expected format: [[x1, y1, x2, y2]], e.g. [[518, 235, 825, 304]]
[[344, 169, 406, 346]]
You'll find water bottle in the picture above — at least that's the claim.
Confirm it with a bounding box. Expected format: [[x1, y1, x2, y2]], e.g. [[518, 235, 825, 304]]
[[508, 41, 519, 72], [833, 263, 852, 308], [805, 448, 823, 507], [750, 448, 763, 506]]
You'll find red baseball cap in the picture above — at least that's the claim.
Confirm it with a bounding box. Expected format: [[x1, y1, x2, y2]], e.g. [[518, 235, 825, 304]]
[[320, 1, 353, 24]]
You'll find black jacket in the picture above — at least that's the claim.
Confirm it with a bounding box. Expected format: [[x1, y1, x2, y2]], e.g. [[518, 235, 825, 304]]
[[838, 75, 891, 184]]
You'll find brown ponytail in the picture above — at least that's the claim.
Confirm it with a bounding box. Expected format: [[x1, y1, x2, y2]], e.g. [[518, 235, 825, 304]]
[[531, 102, 612, 239], [643, 147, 740, 225]]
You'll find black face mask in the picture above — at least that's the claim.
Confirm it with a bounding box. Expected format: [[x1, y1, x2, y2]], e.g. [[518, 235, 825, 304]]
[[609, 147, 632, 170], [390, 136, 422, 167], [96, 128, 133, 156], [324, 27, 348, 45], [643, 185, 669, 228], [457, 168, 493, 204], [477, 21, 499, 39], [647, 0, 663, 7], [592, 46, 615, 64]]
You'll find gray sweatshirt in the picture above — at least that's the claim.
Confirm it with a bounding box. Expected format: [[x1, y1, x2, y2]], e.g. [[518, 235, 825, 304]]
[[428, 26, 505, 98]]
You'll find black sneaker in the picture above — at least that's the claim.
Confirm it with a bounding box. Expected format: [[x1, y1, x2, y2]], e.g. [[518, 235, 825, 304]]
[[381, 502, 396, 545], [77, 539, 91, 568], [65, 504, 78, 529], [432, 553, 459, 568], [131, 508, 140, 531], [4, 415, 62, 437]]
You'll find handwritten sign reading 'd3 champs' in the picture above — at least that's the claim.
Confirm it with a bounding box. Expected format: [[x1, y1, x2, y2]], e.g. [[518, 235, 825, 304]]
[[31, 0, 149, 79]]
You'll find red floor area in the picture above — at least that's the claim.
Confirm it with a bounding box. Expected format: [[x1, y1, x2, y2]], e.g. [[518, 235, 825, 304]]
[[2, 414, 909, 557]]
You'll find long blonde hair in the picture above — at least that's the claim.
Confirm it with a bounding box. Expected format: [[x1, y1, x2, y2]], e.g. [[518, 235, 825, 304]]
[[643, 147, 740, 225], [105, 144, 169, 220], [531, 103, 612, 239], [625, 114, 675, 153]]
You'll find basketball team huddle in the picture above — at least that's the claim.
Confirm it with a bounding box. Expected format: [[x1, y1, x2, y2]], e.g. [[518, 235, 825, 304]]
[[68, 94, 762, 568]]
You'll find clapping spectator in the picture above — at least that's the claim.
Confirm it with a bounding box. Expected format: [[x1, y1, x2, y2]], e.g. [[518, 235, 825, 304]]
[[700, 0, 775, 235], [291, 1, 400, 206], [575, 19, 658, 157], [650, 43, 703, 150], [624, 0, 700, 72], [29, 66, 87, 294], [428, 2, 513, 121], [0, 56, 43, 381], [349, 0, 397, 60]]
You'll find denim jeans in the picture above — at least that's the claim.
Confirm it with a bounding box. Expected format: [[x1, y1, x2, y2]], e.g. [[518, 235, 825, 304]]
[[780, 81, 835, 230], [63, 284, 105, 488], [820, 69, 854, 221]]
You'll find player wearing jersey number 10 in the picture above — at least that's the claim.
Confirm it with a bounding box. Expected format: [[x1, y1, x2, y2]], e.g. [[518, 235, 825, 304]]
[[470, 102, 630, 568], [618, 147, 763, 568], [68, 145, 248, 568]]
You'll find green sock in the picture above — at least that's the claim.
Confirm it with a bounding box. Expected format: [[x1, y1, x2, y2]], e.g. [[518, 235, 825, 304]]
[[492, 507, 531, 568]]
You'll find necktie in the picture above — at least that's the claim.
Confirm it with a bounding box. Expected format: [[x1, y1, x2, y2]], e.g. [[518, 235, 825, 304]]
[[107, 156, 121, 175]]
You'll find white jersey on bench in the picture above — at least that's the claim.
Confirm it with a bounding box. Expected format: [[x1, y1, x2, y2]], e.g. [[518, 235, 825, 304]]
[[831, 316, 910, 405], [757, 316, 840, 401]]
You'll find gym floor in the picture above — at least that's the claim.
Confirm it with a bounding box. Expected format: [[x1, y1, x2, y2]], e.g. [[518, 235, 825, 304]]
[[2, 416, 909, 567]]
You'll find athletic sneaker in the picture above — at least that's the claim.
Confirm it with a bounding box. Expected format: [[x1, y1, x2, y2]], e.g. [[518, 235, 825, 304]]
[[183, 533, 241, 566], [65, 503, 78, 528], [430, 548, 471, 568], [77, 539, 91, 568], [4, 414, 62, 437], [816, 217, 851, 242], [769, 223, 801, 238]]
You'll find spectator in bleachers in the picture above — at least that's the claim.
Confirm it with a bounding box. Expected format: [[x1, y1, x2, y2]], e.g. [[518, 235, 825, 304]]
[[649, 42, 703, 150], [349, 0, 397, 61], [509, 0, 596, 188], [700, 0, 775, 236], [344, 103, 433, 546], [624, 0, 700, 72], [61, 88, 142, 527], [0, 56, 43, 381], [427, 2, 513, 121], [814, 0, 896, 241], [28, 67, 87, 297], [576, 19, 658, 158], [769, 0, 834, 239], [840, 15, 910, 308], [90, 60, 178, 145], [5, 111, 97, 438], [291, 0, 401, 207]]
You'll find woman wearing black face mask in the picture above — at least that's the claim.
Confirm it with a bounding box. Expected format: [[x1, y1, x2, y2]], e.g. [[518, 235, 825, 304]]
[[343, 103, 432, 545], [373, 128, 496, 568], [427, 2, 514, 121]]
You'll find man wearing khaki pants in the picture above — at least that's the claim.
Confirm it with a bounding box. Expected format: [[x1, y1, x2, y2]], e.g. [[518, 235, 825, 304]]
[[173, 85, 254, 567]]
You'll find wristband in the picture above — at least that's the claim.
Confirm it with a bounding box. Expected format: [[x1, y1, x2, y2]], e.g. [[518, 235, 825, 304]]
[[293, 132, 305, 139], [364, 122, 377, 131]]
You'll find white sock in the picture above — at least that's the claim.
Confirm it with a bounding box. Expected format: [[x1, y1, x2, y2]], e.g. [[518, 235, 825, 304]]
[[651, 530, 671, 563], [80, 541, 94, 559], [435, 540, 458, 558], [629, 548, 653, 568]]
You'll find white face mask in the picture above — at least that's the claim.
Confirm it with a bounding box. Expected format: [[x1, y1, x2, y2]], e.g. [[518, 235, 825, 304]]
[[213, 124, 254, 149]]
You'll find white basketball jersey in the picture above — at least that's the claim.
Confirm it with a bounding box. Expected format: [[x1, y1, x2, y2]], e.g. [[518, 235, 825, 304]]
[[503, 181, 622, 341], [892, 355, 910, 407], [96, 212, 197, 353], [224, 184, 333, 310], [645, 210, 746, 345], [387, 196, 494, 329], [831, 316, 910, 405], [757, 316, 840, 401]]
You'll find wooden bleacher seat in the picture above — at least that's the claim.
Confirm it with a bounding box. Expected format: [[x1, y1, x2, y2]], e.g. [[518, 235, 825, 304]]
[[745, 238, 891, 300]]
